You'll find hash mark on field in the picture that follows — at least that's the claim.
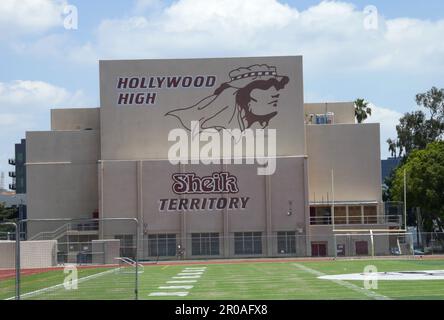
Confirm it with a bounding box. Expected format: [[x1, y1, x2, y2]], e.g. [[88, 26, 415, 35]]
[[173, 275, 201, 279], [293, 263, 391, 300], [149, 292, 189, 297], [178, 272, 203, 276], [167, 280, 197, 284], [159, 285, 194, 290]]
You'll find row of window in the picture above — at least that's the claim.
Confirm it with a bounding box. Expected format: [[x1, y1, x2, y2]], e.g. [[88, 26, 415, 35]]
[[126, 231, 299, 257], [310, 205, 378, 225]]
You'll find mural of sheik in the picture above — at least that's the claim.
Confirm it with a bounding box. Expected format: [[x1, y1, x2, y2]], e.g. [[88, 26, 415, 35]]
[[165, 64, 290, 132]]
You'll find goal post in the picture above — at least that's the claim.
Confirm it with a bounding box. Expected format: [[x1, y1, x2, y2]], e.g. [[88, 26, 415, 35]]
[[333, 230, 414, 258]]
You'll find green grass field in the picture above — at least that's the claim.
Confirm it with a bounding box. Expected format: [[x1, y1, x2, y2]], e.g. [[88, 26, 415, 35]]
[[1, 258, 444, 300]]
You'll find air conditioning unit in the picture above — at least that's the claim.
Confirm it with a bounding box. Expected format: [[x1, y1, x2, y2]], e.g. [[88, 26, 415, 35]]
[[9, 183, 16, 190], [8, 158, 15, 165], [8, 171, 16, 178]]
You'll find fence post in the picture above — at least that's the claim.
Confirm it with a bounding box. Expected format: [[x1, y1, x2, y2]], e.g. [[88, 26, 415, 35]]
[[135, 219, 139, 300], [15, 222, 20, 300]]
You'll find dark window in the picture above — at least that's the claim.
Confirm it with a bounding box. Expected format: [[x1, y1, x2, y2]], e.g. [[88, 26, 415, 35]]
[[191, 233, 219, 256], [310, 207, 332, 225], [147, 234, 177, 257], [277, 231, 296, 254], [234, 232, 262, 255]]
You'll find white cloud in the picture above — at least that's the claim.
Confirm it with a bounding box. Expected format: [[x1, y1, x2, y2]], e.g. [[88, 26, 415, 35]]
[[12, 0, 444, 75], [0, 0, 68, 36], [32, 0, 439, 76], [0, 80, 86, 112]]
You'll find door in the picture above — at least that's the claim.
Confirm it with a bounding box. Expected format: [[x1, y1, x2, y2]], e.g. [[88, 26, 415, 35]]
[[355, 241, 369, 256], [311, 242, 328, 257]]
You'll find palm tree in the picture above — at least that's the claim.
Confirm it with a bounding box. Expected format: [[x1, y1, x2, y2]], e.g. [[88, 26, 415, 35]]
[[354, 98, 372, 123]]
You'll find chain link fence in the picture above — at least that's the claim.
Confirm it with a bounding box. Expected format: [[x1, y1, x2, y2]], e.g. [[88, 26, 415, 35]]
[[138, 232, 444, 260], [0, 218, 139, 300], [2, 219, 444, 300]]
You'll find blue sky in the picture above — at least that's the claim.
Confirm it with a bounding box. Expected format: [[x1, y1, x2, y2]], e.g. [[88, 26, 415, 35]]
[[1, 0, 444, 188]]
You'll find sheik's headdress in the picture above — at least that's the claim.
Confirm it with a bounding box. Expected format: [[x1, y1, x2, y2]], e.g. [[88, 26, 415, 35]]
[[165, 64, 287, 133]]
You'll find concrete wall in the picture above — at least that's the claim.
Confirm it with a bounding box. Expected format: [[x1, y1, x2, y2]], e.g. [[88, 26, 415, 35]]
[[304, 102, 355, 124], [51, 108, 100, 131], [92, 239, 120, 265], [0, 241, 14, 268], [26, 130, 100, 236], [100, 156, 308, 257], [99, 56, 305, 160], [0, 240, 57, 269], [306, 123, 382, 203]]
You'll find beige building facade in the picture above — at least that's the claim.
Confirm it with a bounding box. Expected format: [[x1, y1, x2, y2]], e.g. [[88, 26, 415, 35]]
[[26, 56, 401, 260]]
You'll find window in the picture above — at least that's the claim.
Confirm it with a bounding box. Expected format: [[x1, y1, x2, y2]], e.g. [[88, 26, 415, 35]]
[[147, 234, 177, 257], [348, 206, 362, 224], [234, 232, 262, 255], [333, 206, 347, 224], [277, 231, 296, 254], [115, 234, 135, 258], [363, 206, 377, 224], [191, 233, 219, 256], [310, 207, 332, 225]]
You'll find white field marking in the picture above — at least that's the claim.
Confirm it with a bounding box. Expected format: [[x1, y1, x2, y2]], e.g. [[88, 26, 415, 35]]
[[5, 268, 118, 300], [177, 272, 203, 276], [167, 280, 197, 284], [293, 263, 391, 300], [148, 267, 208, 298], [319, 270, 444, 281], [183, 267, 207, 269], [149, 292, 189, 297], [159, 285, 194, 290]]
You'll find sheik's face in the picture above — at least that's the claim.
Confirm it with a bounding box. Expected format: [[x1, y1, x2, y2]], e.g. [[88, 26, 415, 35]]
[[248, 86, 280, 116]]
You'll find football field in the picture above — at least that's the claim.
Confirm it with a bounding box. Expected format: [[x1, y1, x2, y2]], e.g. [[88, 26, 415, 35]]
[[1, 258, 444, 300]]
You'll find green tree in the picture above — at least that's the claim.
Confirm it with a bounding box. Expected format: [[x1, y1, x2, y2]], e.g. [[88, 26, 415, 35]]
[[354, 98, 372, 123], [390, 141, 444, 231], [0, 202, 17, 233], [416, 86, 444, 121], [387, 87, 444, 157]]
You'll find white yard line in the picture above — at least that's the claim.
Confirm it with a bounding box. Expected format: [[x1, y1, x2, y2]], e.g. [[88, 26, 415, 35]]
[[172, 275, 201, 279], [167, 280, 197, 283], [5, 268, 118, 300], [149, 292, 189, 297], [177, 272, 203, 276], [148, 266, 208, 297], [159, 285, 194, 290], [293, 263, 391, 300]]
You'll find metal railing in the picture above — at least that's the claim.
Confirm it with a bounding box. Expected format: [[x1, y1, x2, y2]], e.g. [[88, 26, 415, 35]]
[[310, 215, 402, 226], [29, 221, 99, 240]]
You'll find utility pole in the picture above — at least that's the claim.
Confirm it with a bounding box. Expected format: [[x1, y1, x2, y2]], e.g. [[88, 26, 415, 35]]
[[403, 169, 407, 230]]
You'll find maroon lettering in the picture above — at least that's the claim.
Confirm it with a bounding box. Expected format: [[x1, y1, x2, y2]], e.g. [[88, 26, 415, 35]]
[[117, 77, 128, 89], [167, 76, 182, 88], [171, 172, 239, 195]]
